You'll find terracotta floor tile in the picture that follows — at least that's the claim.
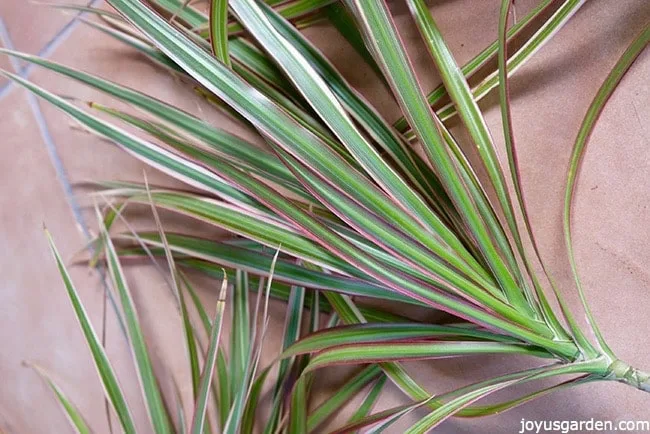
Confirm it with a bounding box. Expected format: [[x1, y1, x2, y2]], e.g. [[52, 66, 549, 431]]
[[0, 0, 92, 56], [0, 38, 12, 90], [0, 86, 118, 433]]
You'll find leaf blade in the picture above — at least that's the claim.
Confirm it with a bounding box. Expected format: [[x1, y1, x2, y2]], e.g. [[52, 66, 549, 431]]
[[209, 0, 231, 65], [29, 364, 92, 434], [190, 271, 229, 434], [99, 213, 173, 434], [563, 25, 650, 355], [45, 230, 137, 434]]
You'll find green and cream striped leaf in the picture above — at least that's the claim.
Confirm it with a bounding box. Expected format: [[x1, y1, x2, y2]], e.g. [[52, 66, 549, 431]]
[[46, 230, 137, 434], [282, 323, 519, 357], [563, 25, 650, 355], [208, 0, 230, 65], [190, 272, 228, 434], [99, 212, 173, 434], [305, 341, 551, 371], [29, 364, 92, 434], [344, 0, 529, 312], [306, 365, 382, 432]]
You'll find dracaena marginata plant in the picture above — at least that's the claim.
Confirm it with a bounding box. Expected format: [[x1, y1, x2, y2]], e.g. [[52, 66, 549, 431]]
[[7, 0, 650, 432]]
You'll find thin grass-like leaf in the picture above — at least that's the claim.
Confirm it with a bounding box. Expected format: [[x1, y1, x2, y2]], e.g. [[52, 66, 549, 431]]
[[306, 365, 381, 432], [46, 230, 137, 434], [305, 341, 550, 371], [240, 367, 271, 434], [275, 283, 306, 392], [393, 0, 556, 133], [404, 379, 518, 433], [329, 395, 435, 434], [216, 349, 231, 428], [283, 323, 519, 358], [346, 374, 386, 425], [259, 3, 458, 226], [345, 0, 528, 311], [176, 259, 410, 323], [98, 210, 173, 434], [0, 50, 298, 197], [427, 357, 608, 417], [143, 177, 213, 432], [399, 1, 588, 132], [457, 375, 594, 417], [322, 291, 462, 411], [100, 186, 394, 296], [179, 281, 202, 399], [563, 25, 650, 355], [230, 269, 251, 396], [409, 358, 607, 425], [111, 230, 410, 304], [190, 271, 228, 433], [28, 363, 92, 434], [289, 375, 308, 434], [209, 0, 230, 65], [405, 0, 529, 307], [496, 0, 592, 352], [223, 250, 280, 434]]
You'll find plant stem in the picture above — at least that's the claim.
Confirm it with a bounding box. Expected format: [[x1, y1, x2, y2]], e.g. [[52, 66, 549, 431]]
[[607, 360, 650, 393]]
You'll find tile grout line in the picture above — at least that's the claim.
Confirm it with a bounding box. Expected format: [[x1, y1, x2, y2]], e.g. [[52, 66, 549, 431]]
[[0, 0, 104, 100], [0, 17, 127, 342], [0, 17, 91, 239]]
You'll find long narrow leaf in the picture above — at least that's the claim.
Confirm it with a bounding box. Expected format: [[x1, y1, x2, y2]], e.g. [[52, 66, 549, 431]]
[[190, 272, 229, 433], [404, 380, 518, 433], [345, 0, 527, 311], [223, 250, 280, 434], [235, 0, 484, 283], [46, 230, 137, 434], [305, 341, 551, 371], [29, 364, 92, 434], [496, 0, 590, 350], [346, 375, 386, 425], [112, 230, 410, 304], [283, 323, 519, 358], [563, 25, 650, 355], [209, 0, 230, 65], [329, 396, 435, 434], [99, 212, 173, 434], [306, 365, 381, 432], [405, 0, 525, 297], [289, 376, 308, 434], [393, 0, 556, 132], [230, 269, 251, 397]]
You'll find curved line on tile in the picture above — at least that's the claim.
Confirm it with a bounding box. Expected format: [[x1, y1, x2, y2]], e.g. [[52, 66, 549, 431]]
[[0, 0, 104, 100]]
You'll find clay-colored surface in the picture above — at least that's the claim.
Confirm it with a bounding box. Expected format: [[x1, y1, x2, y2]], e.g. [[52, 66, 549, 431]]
[[1, 0, 649, 433]]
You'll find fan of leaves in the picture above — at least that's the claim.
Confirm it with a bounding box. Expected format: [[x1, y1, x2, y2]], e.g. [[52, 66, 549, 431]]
[[8, 0, 650, 432]]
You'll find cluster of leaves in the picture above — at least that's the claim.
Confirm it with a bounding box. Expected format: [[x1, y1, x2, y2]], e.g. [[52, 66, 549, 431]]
[[45, 202, 387, 433], [7, 0, 650, 432]]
